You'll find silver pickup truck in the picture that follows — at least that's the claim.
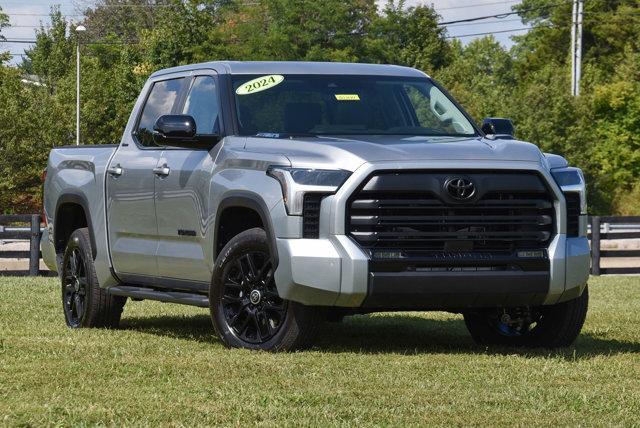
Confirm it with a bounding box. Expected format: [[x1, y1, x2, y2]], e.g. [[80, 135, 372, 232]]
[[42, 61, 590, 351]]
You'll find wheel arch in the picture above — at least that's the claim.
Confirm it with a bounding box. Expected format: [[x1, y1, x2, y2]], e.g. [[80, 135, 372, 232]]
[[54, 192, 97, 258], [214, 192, 279, 269]]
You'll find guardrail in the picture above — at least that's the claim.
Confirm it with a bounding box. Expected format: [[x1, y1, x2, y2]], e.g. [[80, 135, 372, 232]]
[[0, 214, 42, 276], [589, 216, 640, 276]]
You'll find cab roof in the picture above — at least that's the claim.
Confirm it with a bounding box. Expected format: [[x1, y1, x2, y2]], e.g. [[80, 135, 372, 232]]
[[150, 61, 428, 79]]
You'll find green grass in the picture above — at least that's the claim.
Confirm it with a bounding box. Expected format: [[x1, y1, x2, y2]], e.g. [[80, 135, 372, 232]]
[[1, 276, 639, 426]]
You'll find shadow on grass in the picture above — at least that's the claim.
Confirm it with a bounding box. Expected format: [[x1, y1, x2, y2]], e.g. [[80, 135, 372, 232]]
[[120, 313, 640, 358]]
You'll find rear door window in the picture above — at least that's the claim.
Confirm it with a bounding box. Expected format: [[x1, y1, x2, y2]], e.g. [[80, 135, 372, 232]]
[[136, 78, 185, 147]]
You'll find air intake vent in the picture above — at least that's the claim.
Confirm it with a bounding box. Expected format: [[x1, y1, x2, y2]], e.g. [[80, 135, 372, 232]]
[[564, 192, 580, 237], [302, 193, 327, 238]]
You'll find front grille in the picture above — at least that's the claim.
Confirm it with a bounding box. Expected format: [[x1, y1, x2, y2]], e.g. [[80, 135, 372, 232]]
[[564, 192, 580, 237], [347, 171, 555, 256]]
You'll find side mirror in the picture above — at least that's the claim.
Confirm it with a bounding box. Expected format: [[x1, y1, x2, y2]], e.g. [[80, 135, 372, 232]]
[[153, 114, 220, 149], [481, 117, 514, 139]]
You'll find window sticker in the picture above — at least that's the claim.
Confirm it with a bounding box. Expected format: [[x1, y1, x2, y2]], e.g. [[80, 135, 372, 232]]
[[236, 75, 285, 95], [334, 94, 360, 101]]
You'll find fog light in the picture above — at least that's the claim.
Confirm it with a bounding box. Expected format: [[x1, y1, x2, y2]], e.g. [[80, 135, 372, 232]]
[[517, 250, 545, 258], [373, 250, 406, 259]]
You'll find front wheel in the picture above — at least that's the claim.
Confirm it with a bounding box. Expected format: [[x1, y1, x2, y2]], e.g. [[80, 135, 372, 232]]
[[463, 286, 589, 348], [209, 228, 322, 351]]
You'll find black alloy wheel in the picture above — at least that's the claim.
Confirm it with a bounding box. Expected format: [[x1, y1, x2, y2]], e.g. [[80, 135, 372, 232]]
[[62, 247, 88, 327], [220, 250, 287, 344], [487, 307, 541, 338], [210, 228, 322, 351], [61, 228, 126, 329], [464, 287, 589, 348]]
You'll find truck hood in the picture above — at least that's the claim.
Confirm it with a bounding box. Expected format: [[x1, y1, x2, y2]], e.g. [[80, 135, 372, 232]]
[[244, 135, 547, 171]]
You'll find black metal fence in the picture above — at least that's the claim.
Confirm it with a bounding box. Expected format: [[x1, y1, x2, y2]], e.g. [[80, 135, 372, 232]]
[[0, 214, 42, 276], [1, 214, 640, 277], [589, 216, 640, 275]]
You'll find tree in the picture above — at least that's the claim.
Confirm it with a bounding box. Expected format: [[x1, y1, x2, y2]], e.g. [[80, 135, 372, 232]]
[[0, 6, 9, 64], [3, 0, 640, 214], [0, 66, 69, 211], [371, 1, 451, 74], [437, 37, 515, 122], [203, 0, 379, 63]]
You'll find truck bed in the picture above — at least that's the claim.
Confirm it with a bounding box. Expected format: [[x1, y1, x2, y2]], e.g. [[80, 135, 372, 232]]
[[41, 144, 119, 285]]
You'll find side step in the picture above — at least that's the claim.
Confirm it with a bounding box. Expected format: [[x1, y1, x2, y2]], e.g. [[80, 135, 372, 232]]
[[108, 285, 209, 308]]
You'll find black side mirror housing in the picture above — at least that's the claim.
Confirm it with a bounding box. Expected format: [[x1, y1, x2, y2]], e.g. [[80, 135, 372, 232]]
[[481, 118, 515, 139], [153, 114, 220, 149]]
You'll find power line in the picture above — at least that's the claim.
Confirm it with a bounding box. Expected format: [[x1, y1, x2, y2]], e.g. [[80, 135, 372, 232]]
[[445, 26, 553, 38], [1, 39, 36, 44], [438, 1, 570, 26], [0, 13, 83, 17], [2, 38, 141, 46], [436, 0, 520, 12], [6, 25, 54, 28], [445, 17, 523, 28]]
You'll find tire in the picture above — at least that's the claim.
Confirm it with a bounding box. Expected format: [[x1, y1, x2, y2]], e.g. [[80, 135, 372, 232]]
[[209, 228, 322, 351], [464, 286, 589, 348], [61, 228, 126, 328]]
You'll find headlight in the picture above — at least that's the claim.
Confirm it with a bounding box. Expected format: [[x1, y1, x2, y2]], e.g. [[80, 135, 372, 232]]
[[550, 167, 584, 187], [267, 167, 351, 215], [551, 166, 587, 214]]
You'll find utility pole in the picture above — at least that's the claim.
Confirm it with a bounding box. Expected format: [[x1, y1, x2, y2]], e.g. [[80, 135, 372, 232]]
[[570, 0, 584, 96], [75, 25, 86, 145]]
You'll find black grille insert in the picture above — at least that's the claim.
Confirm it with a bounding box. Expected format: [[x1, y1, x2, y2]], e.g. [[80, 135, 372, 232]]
[[564, 192, 580, 237], [347, 171, 555, 255], [303, 193, 327, 238]]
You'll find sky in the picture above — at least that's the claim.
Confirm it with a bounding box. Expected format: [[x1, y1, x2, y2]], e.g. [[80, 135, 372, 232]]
[[0, 0, 527, 65]]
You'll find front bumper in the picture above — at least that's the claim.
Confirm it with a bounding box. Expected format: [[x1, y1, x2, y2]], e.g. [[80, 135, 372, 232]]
[[273, 160, 590, 310], [274, 234, 590, 309]]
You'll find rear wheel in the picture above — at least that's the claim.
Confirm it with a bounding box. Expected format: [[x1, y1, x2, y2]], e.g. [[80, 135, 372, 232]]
[[210, 228, 322, 351], [464, 286, 589, 348], [61, 228, 126, 328]]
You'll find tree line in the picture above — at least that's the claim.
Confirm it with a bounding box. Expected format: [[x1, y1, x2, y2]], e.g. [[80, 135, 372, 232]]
[[0, 0, 638, 214]]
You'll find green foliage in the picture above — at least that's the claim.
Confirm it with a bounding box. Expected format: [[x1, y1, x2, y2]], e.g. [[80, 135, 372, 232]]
[[0, 6, 9, 64], [438, 37, 515, 121], [0, 67, 69, 212], [370, 1, 451, 73], [1, 0, 640, 214]]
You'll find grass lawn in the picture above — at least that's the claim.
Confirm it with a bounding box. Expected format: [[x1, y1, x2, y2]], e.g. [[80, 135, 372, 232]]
[[1, 276, 639, 426]]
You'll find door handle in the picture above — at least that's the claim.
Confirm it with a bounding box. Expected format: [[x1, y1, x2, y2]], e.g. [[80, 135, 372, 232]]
[[153, 164, 171, 177], [107, 164, 123, 177]]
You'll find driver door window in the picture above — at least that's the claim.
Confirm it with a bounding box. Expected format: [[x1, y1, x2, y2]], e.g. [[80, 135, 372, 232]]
[[182, 75, 220, 134]]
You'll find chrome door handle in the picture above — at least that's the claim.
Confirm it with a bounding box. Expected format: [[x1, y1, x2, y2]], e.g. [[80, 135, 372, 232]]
[[153, 164, 170, 177], [107, 164, 123, 177]]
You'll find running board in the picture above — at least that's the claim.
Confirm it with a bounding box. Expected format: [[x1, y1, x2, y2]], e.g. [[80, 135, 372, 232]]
[[108, 286, 209, 308]]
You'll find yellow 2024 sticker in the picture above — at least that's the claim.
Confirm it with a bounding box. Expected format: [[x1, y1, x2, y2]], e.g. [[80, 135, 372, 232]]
[[236, 75, 284, 95], [335, 94, 360, 101]]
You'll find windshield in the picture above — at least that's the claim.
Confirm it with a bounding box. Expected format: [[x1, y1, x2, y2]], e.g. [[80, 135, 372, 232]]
[[232, 74, 477, 137]]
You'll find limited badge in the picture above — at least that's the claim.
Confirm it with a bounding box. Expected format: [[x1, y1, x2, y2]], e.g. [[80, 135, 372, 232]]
[[334, 94, 360, 101], [236, 75, 284, 95]]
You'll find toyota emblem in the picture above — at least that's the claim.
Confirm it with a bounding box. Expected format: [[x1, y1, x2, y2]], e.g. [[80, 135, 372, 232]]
[[445, 177, 476, 201]]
